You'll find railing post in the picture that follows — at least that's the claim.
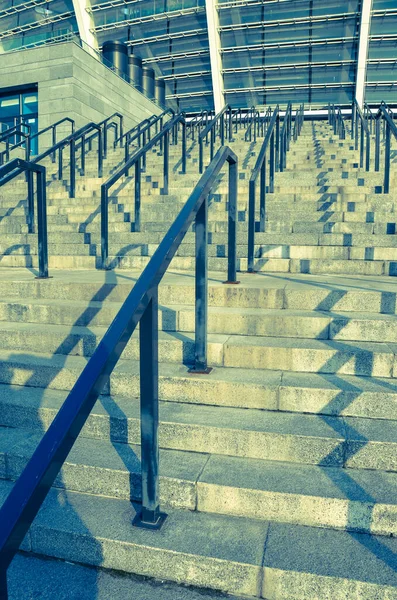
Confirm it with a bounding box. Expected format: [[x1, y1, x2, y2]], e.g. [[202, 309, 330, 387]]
[[0, 570, 8, 600], [226, 155, 238, 284], [351, 101, 355, 140], [81, 135, 86, 176], [248, 179, 255, 273], [163, 131, 169, 195], [269, 131, 275, 194], [259, 161, 266, 232], [103, 124, 108, 159], [27, 170, 34, 234], [142, 131, 147, 172], [25, 137, 30, 162], [190, 198, 210, 373], [133, 288, 167, 530], [199, 137, 204, 174], [58, 146, 63, 180], [365, 130, 370, 172], [69, 140, 76, 198], [210, 128, 215, 162], [384, 123, 391, 194], [36, 168, 48, 279], [119, 116, 123, 146], [228, 107, 233, 141], [97, 129, 103, 178], [101, 185, 108, 268], [52, 127, 56, 163], [375, 118, 381, 172], [181, 122, 186, 175], [275, 115, 280, 171], [360, 121, 364, 168], [134, 158, 141, 232]]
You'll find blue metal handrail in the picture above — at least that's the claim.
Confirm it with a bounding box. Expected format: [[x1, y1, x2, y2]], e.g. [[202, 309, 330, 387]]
[[293, 104, 304, 141], [198, 104, 233, 173], [247, 103, 303, 272], [248, 106, 279, 273], [363, 103, 375, 134], [374, 104, 397, 193], [279, 102, 292, 171], [0, 122, 30, 145], [0, 158, 48, 278], [244, 109, 261, 142], [0, 130, 31, 165], [0, 145, 238, 598], [188, 110, 212, 140], [1, 118, 75, 163], [100, 113, 186, 268], [352, 100, 370, 171], [32, 121, 103, 198]]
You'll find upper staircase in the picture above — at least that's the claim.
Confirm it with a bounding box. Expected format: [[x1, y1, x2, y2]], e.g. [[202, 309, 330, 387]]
[[0, 105, 396, 600]]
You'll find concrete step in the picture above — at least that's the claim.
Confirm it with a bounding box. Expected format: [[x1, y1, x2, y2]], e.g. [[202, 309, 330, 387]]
[[2, 424, 397, 534], [7, 553, 245, 600], [3, 297, 397, 342], [1, 479, 396, 599]]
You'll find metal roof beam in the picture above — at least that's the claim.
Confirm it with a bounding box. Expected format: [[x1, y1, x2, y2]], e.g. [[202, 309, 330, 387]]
[[73, 0, 99, 57], [355, 0, 373, 108], [205, 0, 225, 112]]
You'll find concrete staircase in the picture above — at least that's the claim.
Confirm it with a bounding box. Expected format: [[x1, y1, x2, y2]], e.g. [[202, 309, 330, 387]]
[[1, 119, 396, 276], [0, 117, 397, 599]]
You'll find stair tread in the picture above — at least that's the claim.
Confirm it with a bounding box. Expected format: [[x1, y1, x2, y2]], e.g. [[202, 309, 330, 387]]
[[1, 479, 397, 594], [8, 553, 243, 600], [2, 425, 397, 504], [1, 381, 397, 446]]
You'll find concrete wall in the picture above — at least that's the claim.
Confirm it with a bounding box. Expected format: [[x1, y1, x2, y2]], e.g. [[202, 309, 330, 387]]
[[0, 41, 161, 152]]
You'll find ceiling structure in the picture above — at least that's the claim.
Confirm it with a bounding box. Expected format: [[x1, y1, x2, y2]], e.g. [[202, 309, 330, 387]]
[[0, 0, 396, 112]]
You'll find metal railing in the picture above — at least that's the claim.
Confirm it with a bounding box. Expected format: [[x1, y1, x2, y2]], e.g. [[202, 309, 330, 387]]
[[33, 122, 103, 198], [363, 103, 375, 134], [279, 102, 293, 172], [247, 103, 303, 272], [0, 130, 31, 165], [0, 118, 75, 166], [351, 100, 370, 171], [198, 105, 233, 173], [116, 110, 174, 166], [100, 113, 186, 268], [329, 104, 346, 140], [99, 113, 123, 157], [0, 122, 30, 144], [374, 103, 397, 193], [248, 106, 279, 272], [0, 145, 238, 598], [188, 110, 212, 140], [0, 158, 48, 278], [293, 104, 304, 141]]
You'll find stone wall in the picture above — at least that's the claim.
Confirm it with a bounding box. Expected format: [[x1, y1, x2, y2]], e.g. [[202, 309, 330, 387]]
[[0, 42, 161, 152]]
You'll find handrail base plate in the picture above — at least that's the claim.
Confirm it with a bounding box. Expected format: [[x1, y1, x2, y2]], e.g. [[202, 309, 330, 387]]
[[187, 367, 213, 375], [132, 511, 168, 531]]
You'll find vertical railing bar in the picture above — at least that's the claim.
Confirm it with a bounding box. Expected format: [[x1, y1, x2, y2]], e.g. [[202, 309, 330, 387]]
[[189, 197, 209, 374], [132, 288, 167, 529], [226, 157, 238, 284], [101, 185, 108, 269], [375, 118, 380, 172], [135, 158, 141, 232], [248, 179, 256, 273], [259, 161, 266, 232], [36, 168, 48, 279], [69, 140, 76, 199], [163, 131, 169, 195], [181, 122, 186, 175], [384, 124, 391, 194]]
